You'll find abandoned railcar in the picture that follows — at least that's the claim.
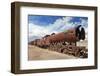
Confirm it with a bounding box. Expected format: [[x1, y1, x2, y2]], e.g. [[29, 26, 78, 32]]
[[29, 25, 87, 58]]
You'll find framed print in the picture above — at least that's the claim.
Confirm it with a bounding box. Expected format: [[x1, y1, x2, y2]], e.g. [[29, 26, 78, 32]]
[[11, 2, 98, 74]]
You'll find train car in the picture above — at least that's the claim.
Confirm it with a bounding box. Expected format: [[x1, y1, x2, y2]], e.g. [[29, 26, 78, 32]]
[[29, 25, 87, 58], [39, 25, 85, 47], [30, 25, 85, 47]]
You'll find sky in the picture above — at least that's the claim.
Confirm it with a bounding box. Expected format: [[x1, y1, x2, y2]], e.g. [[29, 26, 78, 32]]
[[28, 15, 88, 42]]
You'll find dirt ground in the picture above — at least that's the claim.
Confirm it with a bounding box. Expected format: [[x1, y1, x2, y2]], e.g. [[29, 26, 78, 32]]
[[28, 45, 77, 60]]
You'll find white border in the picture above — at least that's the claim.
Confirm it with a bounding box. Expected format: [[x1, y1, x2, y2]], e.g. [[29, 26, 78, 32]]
[[20, 6, 95, 70]]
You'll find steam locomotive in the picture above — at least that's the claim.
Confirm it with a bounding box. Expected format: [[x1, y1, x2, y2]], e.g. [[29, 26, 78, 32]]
[[30, 25, 87, 58]]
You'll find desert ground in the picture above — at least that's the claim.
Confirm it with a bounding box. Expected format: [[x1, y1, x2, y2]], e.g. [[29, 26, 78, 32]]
[[28, 45, 77, 60]]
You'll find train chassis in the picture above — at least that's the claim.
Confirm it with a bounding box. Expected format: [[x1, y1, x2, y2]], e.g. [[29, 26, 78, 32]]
[[37, 41, 88, 58]]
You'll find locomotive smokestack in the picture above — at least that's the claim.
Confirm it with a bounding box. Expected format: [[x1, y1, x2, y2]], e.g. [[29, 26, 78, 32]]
[[76, 25, 81, 40], [81, 27, 85, 40], [75, 25, 85, 41]]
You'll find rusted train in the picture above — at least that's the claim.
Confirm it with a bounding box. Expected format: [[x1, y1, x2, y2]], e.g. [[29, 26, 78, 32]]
[[30, 25, 87, 58]]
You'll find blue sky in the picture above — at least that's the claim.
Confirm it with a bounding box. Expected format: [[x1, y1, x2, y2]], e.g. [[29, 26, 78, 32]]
[[28, 15, 63, 26], [28, 15, 88, 42], [28, 15, 88, 27]]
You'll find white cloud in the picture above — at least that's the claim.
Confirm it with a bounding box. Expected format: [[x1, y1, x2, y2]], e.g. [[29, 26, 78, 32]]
[[29, 23, 51, 38], [48, 17, 76, 33]]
